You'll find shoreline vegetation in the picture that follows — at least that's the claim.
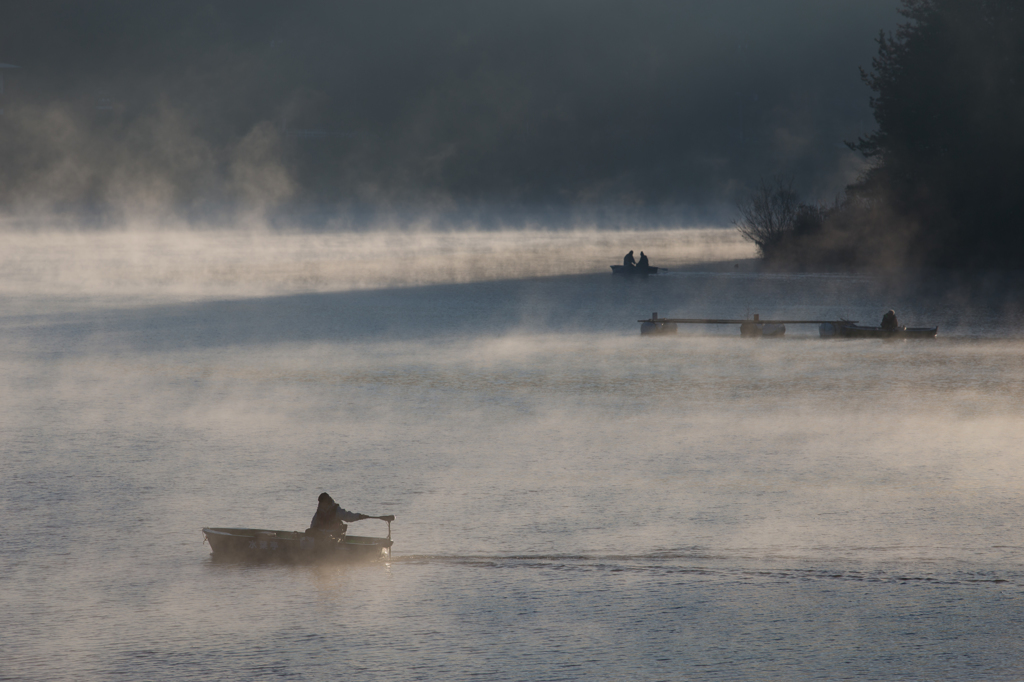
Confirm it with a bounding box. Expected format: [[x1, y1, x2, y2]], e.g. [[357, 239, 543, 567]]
[[738, 0, 1024, 272]]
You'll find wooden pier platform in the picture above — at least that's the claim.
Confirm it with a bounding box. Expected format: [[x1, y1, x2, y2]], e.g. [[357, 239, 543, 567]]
[[638, 313, 858, 338]]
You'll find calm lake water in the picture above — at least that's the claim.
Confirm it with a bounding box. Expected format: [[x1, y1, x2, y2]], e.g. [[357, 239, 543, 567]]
[[3, 228, 1024, 681]]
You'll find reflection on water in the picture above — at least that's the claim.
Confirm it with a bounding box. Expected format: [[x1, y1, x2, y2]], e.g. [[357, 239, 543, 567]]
[[2, 229, 1024, 680]]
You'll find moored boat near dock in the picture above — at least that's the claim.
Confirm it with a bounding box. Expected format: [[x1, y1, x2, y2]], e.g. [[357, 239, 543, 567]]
[[638, 313, 937, 339], [202, 517, 394, 563], [819, 322, 938, 339]]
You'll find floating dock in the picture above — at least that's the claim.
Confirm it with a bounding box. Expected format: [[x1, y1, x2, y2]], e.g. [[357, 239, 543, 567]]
[[638, 313, 859, 338]]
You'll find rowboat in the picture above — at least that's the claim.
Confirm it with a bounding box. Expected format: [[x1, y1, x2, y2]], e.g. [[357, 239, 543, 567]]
[[819, 322, 938, 339], [202, 521, 393, 563], [611, 265, 661, 275]]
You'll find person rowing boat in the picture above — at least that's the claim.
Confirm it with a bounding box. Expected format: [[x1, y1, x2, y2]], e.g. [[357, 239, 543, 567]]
[[202, 492, 395, 563], [310, 492, 370, 536]]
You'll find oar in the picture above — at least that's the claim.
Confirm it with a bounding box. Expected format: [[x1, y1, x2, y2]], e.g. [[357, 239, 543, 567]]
[[359, 514, 396, 540]]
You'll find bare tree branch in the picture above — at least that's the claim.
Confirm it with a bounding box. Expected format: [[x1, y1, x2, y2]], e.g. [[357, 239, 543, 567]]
[[734, 176, 800, 257]]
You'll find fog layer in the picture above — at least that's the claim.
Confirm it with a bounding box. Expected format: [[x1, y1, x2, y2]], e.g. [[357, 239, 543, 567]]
[[0, 1, 899, 216], [4, 228, 1024, 679]]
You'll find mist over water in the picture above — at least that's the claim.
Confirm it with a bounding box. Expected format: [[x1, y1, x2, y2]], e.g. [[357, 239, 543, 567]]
[[4, 226, 1024, 680], [0, 226, 752, 306]]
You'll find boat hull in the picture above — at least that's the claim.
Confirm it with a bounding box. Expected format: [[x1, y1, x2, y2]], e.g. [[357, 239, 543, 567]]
[[202, 527, 392, 563], [819, 323, 938, 339], [611, 265, 660, 275]]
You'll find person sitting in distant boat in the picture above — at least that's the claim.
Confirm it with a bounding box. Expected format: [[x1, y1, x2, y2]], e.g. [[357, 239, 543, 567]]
[[623, 250, 636, 268], [880, 309, 899, 331], [309, 492, 368, 536], [637, 251, 649, 269]]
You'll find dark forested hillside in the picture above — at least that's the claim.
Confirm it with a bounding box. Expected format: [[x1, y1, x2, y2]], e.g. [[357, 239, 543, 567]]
[[854, 0, 1024, 267], [765, 0, 1024, 269]]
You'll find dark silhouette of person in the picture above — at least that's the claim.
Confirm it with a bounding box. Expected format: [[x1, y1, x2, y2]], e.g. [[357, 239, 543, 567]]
[[623, 250, 636, 267], [880, 309, 899, 331], [309, 492, 368, 535], [637, 251, 649, 269]]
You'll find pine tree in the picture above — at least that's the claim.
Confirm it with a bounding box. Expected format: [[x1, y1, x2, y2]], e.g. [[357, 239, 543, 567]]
[[850, 0, 1024, 267]]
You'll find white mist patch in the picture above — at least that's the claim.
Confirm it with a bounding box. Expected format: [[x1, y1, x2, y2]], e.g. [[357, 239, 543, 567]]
[[0, 226, 753, 305], [6, 331, 1023, 560]]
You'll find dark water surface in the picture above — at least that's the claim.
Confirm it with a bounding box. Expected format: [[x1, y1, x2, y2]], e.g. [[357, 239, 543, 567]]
[[3, 231, 1024, 680]]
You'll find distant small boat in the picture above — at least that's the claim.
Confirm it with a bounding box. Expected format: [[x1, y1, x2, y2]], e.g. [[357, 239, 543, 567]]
[[202, 523, 393, 563], [611, 265, 661, 275], [819, 323, 938, 339]]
